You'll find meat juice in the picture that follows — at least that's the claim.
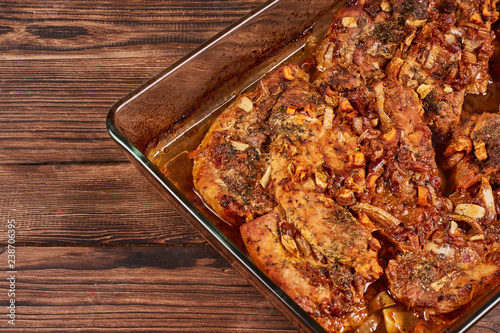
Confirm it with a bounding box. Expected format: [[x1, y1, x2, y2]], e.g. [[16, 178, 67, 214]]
[[146, 14, 500, 333]]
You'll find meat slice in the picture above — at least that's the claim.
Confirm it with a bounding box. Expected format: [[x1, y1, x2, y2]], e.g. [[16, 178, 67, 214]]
[[278, 190, 382, 280], [322, 71, 449, 251], [370, 79, 500, 315], [368, 79, 447, 215], [238, 75, 384, 331], [316, 0, 498, 140], [240, 210, 369, 332], [386, 244, 500, 314], [190, 65, 309, 226], [444, 112, 500, 193], [392, 0, 498, 140], [394, 22, 475, 140], [381, 109, 500, 315], [267, 79, 383, 280]]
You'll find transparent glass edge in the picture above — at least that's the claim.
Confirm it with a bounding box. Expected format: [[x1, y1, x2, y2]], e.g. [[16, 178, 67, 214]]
[[449, 285, 500, 333], [106, 115, 326, 332], [102, 0, 500, 329], [107, 0, 282, 115]]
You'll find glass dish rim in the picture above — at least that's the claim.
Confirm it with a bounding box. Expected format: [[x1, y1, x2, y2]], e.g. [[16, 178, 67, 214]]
[[105, 0, 500, 331]]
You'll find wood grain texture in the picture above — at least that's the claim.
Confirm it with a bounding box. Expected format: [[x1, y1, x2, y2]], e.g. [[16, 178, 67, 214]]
[[0, 246, 297, 332], [0, 0, 499, 331], [0, 0, 266, 164], [0, 246, 497, 333], [0, 0, 265, 57], [0, 162, 205, 245], [0, 57, 178, 164]]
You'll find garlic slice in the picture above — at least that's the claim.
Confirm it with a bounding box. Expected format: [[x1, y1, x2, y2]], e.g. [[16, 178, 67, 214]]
[[406, 19, 427, 27], [416, 84, 434, 99], [230, 140, 249, 151], [380, 1, 392, 12], [342, 17, 358, 28], [260, 165, 272, 188], [237, 96, 253, 112], [454, 204, 486, 219], [323, 106, 334, 129], [281, 234, 299, 257]]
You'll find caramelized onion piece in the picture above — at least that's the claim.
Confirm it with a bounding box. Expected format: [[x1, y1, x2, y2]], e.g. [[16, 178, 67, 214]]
[[373, 83, 393, 127], [448, 213, 484, 236], [477, 177, 497, 222], [382, 307, 400, 333], [352, 117, 364, 135], [352, 203, 401, 230], [383, 307, 419, 333], [368, 291, 397, 313], [323, 106, 334, 130], [355, 314, 381, 333], [416, 84, 434, 100], [424, 45, 439, 69], [294, 233, 313, 258]]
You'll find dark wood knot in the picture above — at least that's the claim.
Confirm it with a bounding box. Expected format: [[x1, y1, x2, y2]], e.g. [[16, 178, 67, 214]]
[[26, 25, 88, 39]]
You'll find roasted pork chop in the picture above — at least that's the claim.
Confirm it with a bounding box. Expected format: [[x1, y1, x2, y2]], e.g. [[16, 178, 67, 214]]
[[315, 0, 498, 141], [189, 66, 311, 226]]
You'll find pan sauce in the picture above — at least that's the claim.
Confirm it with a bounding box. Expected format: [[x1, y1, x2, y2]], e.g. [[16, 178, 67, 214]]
[[146, 6, 500, 333]]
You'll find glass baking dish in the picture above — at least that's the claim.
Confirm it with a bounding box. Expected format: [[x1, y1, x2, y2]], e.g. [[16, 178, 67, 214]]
[[106, 0, 500, 331]]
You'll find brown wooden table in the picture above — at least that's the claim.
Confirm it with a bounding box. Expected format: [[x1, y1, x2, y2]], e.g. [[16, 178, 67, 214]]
[[0, 0, 498, 332]]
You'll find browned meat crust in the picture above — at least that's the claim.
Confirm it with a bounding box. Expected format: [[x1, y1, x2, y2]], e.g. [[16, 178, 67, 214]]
[[240, 209, 369, 332], [189, 66, 310, 226], [386, 250, 500, 314]]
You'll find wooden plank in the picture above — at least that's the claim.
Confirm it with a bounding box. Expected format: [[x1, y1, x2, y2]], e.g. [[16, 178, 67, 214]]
[[0, 163, 206, 245], [0, 246, 498, 332], [0, 246, 297, 331], [0, 0, 266, 58], [0, 0, 267, 164], [467, 317, 500, 333], [0, 57, 172, 164]]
